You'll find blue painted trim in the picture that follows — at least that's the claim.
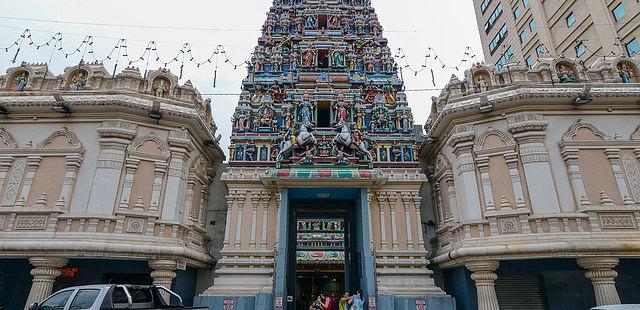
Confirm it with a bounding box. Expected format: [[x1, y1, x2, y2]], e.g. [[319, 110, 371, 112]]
[[358, 188, 377, 301], [273, 189, 289, 309]]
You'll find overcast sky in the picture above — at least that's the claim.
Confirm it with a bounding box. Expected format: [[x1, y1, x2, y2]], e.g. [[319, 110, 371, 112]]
[[0, 0, 482, 155]]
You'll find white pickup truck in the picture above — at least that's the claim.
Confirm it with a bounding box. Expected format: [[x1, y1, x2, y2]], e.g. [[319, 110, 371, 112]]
[[28, 284, 208, 310]]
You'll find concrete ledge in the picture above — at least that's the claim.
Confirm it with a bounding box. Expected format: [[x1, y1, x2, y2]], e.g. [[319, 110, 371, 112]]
[[378, 295, 456, 310], [194, 293, 273, 310]]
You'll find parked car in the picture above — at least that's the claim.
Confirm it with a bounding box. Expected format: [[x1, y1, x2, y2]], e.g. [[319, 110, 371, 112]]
[[28, 284, 208, 310], [592, 305, 640, 310]]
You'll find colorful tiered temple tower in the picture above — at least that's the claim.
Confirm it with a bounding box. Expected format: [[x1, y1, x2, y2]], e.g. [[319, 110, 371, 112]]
[[196, 1, 454, 309]]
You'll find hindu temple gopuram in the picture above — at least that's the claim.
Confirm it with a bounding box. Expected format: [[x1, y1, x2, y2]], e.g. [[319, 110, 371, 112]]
[[195, 0, 454, 309]]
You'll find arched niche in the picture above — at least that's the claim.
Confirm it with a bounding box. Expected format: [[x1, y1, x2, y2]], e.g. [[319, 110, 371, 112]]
[[151, 76, 171, 98], [472, 69, 492, 92], [616, 60, 640, 83], [64, 69, 89, 91], [555, 61, 579, 83], [5, 69, 30, 91]]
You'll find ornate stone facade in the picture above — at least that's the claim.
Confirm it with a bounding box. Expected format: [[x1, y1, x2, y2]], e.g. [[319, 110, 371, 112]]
[[0, 62, 224, 309], [196, 1, 453, 309], [422, 57, 640, 309]]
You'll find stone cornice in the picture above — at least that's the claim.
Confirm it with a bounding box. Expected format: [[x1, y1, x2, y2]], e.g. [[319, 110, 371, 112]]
[[427, 85, 640, 138]]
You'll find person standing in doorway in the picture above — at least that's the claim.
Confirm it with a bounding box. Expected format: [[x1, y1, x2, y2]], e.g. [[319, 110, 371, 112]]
[[349, 290, 363, 310], [339, 292, 350, 310], [322, 292, 333, 310], [330, 292, 339, 310]]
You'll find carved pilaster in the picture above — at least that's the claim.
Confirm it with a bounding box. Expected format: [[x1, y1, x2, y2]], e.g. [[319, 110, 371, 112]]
[[411, 192, 426, 248], [562, 148, 588, 207], [376, 191, 389, 250], [605, 149, 630, 202], [19, 157, 42, 205], [260, 191, 271, 250], [466, 260, 500, 310], [250, 191, 261, 249], [59, 155, 82, 208], [24, 257, 68, 308], [401, 192, 414, 250], [476, 157, 494, 211], [149, 259, 177, 303], [223, 191, 236, 247], [119, 159, 140, 209], [234, 190, 246, 248], [577, 257, 621, 306], [150, 162, 167, 212]]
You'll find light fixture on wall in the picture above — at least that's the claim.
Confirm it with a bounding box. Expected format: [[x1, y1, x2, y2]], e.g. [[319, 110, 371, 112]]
[[149, 101, 163, 121], [574, 84, 592, 106], [203, 140, 217, 148], [479, 95, 494, 114], [51, 93, 71, 114]]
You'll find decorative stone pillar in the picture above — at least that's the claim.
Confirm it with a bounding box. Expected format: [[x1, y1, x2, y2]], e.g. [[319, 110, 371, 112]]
[[24, 257, 68, 309], [376, 192, 389, 250], [508, 113, 562, 213], [605, 149, 630, 202], [476, 157, 495, 211], [150, 163, 168, 212], [577, 257, 622, 306], [401, 193, 414, 250], [449, 125, 482, 220], [562, 148, 589, 206], [222, 191, 236, 247], [149, 259, 177, 303], [0, 158, 14, 201], [119, 158, 140, 209], [163, 130, 193, 222], [19, 156, 42, 204], [249, 191, 261, 249], [260, 191, 270, 250], [387, 191, 399, 250], [411, 192, 426, 248], [504, 153, 526, 202], [59, 155, 82, 208], [466, 260, 500, 310], [234, 190, 246, 248], [89, 120, 136, 214]]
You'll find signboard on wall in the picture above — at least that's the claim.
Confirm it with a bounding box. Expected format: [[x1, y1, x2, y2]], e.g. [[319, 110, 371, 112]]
[[223, 299, 234, 310], [176, 259, 187, 271], [368, 297, 376, 308], [275, 296, 283, 308], [416, 299, 427, 310]]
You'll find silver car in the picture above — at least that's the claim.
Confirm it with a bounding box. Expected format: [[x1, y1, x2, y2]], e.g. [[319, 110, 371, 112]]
[[28, 284, 206, 310]]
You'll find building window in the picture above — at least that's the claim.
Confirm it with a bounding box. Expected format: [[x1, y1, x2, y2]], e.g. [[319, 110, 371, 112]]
[[485, 3, 503, 33], [526, 55, 534, 68], [495, 46, 514, 70], [522, 0, 529, 7], [626, 38, 640, 56], [513, 7, 521, 19], [536, 44, 545, 57], [489, 24, 508, 53], [575, 41, 586, 57], [519, 30, 527, 43], [566, 12, 576, 27], [529, 19, 536, 32], [481, 0, 492, 13], [612, 3, 625, 22]]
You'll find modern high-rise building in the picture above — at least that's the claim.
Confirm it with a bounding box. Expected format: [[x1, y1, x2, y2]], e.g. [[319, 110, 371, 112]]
[[472, 0, 640, 69]]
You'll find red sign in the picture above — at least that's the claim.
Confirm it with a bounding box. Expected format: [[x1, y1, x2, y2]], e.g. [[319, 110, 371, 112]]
[[60, 267, 79, 278], [368, 297, 376, 308], [275, 296, 283, 308], [416, 299, 427, 310], [223, 299, 234, 310], [176, 259, 187, 271]]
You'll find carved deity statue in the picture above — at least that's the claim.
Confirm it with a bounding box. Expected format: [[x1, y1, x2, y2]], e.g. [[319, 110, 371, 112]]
[[306, 15, 317, 29], [153, 79, 169, 97], [332, 50, 345, 67], [69, 71, 87, 91], [298, 95, 314, 124], [619, 63, 634, 83], [303, 49, 317, 67], [558, 65, 576, 83], [477, 75, 489, 92], [15, 72, 28, 91]]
